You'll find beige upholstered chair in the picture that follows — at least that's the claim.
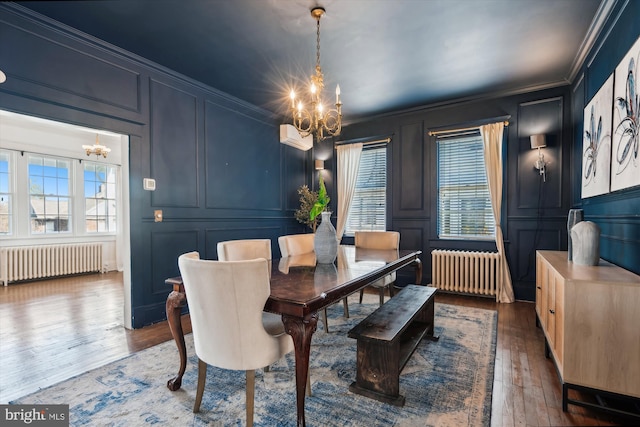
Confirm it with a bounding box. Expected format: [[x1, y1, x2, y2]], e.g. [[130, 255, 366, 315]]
[[217, 239, 271, 263], [278, 234, 349, 333], [217, 239, 281, 333], [177, 252, 293, 425], [355, 231, 400, 306], [217, 239, 312, 394], [277, 233, 315, 258]]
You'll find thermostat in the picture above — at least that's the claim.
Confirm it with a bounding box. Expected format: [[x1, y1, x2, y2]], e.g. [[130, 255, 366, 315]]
[[143, 178, 156, 191]]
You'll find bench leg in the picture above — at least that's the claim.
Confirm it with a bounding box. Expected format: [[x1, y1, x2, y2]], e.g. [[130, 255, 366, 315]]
[[349, 340, 405, 406]]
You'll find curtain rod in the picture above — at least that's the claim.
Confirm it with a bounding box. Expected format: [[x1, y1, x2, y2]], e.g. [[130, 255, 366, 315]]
[[334, 136, 391, 146], [428, 120, 510, 136]]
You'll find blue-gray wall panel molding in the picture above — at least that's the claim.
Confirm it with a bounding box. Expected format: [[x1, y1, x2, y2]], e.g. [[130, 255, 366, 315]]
[[283, 144, 310, 212], [0, 17, 142, 117], [509, 217, 565, 301], [516, 97, 564, 210], [151, 229, 200, 294], [149, 78, 199, 208], [390, 221, 427, 285], [394, 223, 425, 255], [132, 303, 169, 330], [571, 74, 586, 208], [204, 100, 281, 211], [512, 223, 564, 280], [396, 122, 426, 213]]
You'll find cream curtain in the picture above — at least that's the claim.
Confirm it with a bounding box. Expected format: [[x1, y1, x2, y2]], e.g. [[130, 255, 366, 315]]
[[480, 122, 514, 303], [336, 142, 363, 240]]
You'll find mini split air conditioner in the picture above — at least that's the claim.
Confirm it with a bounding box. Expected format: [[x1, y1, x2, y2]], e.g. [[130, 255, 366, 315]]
[[280, 124, 313, 151]]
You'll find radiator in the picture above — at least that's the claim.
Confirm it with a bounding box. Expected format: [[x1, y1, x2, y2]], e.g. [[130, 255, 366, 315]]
[[0, 243, 104, 286], [431, 250, 501, 297]]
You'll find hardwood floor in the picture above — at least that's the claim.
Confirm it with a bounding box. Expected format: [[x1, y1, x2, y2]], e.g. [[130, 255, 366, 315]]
[[0, 273, 630, 425]]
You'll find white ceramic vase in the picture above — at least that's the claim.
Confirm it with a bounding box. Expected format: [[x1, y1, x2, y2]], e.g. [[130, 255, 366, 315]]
[[314, 211, 338, 264], [571, 221, 600, 266]]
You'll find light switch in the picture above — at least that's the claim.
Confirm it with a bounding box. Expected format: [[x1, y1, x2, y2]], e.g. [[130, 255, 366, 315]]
[[154, 210, 163, 222]]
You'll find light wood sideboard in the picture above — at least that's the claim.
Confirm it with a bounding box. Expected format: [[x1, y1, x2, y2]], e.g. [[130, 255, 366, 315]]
[[535, 250, 640, 419]]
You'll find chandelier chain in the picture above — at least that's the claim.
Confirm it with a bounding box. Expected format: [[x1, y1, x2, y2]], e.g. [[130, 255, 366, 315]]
[[316, 17, 321, 73]]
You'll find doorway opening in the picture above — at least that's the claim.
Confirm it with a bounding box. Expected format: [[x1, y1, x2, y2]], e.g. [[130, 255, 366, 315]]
[[0, 109, 132, 328]]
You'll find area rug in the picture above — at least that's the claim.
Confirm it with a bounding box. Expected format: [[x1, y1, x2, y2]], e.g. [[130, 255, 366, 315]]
[[13, 294, 497, 426]]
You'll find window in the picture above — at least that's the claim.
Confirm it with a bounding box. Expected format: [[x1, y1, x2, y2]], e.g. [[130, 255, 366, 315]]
[[29, 155, 72, 234], [345, 146, 387, 235], [84, 162, 117, 232], [0, 150, 11, 235], [1, 148, 119, 238], [437, 132, 495, 239]]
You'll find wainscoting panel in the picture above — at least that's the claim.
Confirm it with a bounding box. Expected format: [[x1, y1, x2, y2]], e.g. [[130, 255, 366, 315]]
[[282, 144, 309, 213], [150, 79, 199, 208], [516, 97, 564, 210], [150, 230, 199, 294], [584, 204, 640, 275], [395, 122, 427, 214], [0, 10, 141, 116], [204, 100, 281, 211], [571, 73, 586, 208], [393, 220, 428, 285], [508, 218, 565, 301]]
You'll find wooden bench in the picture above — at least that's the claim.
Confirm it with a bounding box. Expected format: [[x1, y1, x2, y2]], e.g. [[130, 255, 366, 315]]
[[348, 284, 439, 406]]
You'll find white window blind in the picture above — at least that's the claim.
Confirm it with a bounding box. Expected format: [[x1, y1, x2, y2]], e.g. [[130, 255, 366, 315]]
[[437, 132, 495, 239], [345, 146, 387, 235]]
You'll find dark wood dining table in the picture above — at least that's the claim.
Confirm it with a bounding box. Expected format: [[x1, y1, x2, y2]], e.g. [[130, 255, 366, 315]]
[[165, 245, 423, 427]]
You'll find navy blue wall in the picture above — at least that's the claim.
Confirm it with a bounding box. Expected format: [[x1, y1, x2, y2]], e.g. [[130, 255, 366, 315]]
[[339, 88, 572, 301], [570, 0, 640, 275], [0, 5, 309, 327]]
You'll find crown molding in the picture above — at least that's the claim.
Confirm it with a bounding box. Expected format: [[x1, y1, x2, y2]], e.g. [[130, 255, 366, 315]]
[[566, 0, 619, 82]]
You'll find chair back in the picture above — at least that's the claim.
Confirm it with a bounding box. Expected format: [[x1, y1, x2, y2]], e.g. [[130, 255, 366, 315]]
[[177, 252, 292, 371], [354, 231, 400, 250], [217, 239, 271, 261], [355, 231, 400, 284], [278, 234, 315, 257]]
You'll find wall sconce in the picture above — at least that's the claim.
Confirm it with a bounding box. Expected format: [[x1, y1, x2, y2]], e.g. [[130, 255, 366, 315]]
[[315, 159, 325, 170], [530, 134, 547, 182], [0, 69, 6, 84]]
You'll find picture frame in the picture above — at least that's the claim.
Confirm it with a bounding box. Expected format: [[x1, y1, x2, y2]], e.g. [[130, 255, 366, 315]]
[[581, 74, 613, 198], [610, 36, 640, 192]]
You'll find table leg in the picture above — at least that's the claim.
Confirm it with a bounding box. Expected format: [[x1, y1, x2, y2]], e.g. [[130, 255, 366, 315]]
[[282, 313, 319, 427], [413, 257, 423, 284], [166, 288, 187, 391]]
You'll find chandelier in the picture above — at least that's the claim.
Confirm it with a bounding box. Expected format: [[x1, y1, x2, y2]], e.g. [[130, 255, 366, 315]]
[[82, 134, 111, 158], [288, 7, 342, 142]]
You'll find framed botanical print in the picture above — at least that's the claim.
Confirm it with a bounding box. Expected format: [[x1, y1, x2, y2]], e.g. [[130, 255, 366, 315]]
[[610, 36, 640, 192], [582, 74, 613, 198]]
